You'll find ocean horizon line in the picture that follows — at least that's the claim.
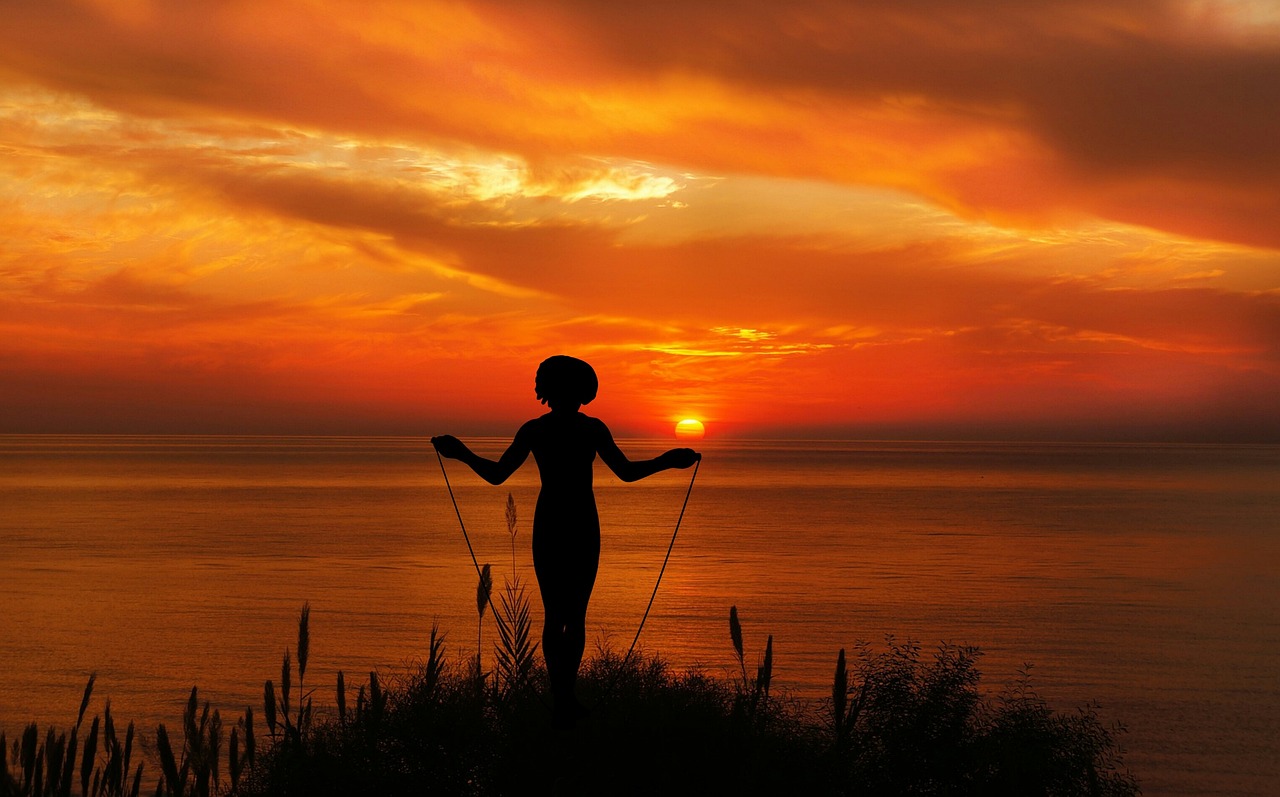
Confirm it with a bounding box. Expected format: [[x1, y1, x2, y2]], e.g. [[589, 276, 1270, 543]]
[[2, 432, 1277, 448]]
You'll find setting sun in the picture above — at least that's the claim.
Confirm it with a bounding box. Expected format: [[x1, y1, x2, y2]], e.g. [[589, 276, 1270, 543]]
[[675, 418, 706, 439]]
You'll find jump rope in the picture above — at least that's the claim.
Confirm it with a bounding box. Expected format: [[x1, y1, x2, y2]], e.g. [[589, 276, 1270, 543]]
[[434, 446, 700, 692]]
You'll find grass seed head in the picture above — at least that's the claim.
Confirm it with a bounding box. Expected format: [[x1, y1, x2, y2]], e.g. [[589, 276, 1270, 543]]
[[263, 681, 277, 735], [730, 606, 744, 663], [477, 564, 493, 618], [281, 651, 292, 720], [297, 603, 311, 682], [77, 675, 96, 730], [81, 714, 99, 797], [337, 670, 347, 721]]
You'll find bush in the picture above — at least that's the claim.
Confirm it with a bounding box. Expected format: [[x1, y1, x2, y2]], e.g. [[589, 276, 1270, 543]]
[[227, 606, 1138, 797], [5, 606, 1138, 797]]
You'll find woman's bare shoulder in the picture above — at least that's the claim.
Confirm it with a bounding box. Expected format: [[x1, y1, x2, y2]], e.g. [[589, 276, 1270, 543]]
[[515, 416, 548, 440], [581, 414, 615, 439]]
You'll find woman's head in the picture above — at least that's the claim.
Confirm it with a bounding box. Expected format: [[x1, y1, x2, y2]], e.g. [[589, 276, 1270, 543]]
[[535, 355, 598, 407]]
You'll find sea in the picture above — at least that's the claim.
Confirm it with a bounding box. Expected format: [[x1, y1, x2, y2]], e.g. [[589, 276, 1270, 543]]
[[1, 435, 1277, 795]]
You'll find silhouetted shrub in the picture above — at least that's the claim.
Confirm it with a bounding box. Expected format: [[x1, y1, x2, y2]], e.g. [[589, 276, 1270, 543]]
[[5, 606, 1138, 797]]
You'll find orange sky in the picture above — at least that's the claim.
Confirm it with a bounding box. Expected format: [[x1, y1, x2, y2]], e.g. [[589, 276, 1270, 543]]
[[1, 0, 1277, 439]]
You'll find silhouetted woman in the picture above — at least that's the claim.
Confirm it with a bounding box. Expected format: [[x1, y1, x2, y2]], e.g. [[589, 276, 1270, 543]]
[[432, 355, 699, 725]]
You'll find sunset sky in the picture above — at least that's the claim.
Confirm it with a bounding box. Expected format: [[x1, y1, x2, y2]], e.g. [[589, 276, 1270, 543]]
[[2, 0, 1277, 440]]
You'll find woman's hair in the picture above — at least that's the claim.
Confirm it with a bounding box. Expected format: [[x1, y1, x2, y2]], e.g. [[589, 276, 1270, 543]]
[[535, 355, 598, 406]]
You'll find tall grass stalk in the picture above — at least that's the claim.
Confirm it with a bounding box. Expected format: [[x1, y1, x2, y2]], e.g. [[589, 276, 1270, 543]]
[[261, 604, 314, 747], [474, 563, 493, 687], [832, 647, 848, 743], [296, 603, 310, 684], [423, 624, 446, 695], [727, 607, 773, 719], [241, 708, 254, 767], [729, 606, 746, 686], [757, 635, 773, 701], [492, 495, 539, 698], [79, 716, 97, 796], [504, 493, 518, 575]]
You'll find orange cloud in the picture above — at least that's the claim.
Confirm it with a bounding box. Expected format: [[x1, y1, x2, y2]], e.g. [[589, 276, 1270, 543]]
[[1, 3, 1277, 438], [3, 1, 1277, 245]]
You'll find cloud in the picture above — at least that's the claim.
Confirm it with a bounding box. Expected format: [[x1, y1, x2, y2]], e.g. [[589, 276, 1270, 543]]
[[2, 1, 1277, 245], [1, 5, 1278, 438], [6, 89, 1274, 369]]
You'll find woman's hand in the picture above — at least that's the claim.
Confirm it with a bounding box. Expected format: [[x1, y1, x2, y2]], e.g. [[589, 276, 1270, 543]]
[[663, 448, 701, 469], [431, 435, 466, 459]]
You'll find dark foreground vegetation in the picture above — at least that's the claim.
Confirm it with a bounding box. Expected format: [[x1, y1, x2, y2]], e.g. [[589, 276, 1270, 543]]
[[3, 603, 1138, 797]]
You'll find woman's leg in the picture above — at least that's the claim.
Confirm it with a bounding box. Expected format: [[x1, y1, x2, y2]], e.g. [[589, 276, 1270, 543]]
[[533, 530, 599, 712], [558, 549, 598, 707], [534, 564, 563, 689]]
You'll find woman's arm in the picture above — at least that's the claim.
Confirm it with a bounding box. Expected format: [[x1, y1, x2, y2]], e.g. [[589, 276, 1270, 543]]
[[594, 420, 700, 483], [432, 426, 532, 485]]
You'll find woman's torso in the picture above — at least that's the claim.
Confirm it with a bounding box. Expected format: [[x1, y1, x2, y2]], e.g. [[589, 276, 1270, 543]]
[[527, 412, 601, 531]]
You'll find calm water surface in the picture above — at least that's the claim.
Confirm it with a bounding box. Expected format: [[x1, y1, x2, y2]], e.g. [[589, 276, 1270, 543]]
[[1, 436, 1277, 795]]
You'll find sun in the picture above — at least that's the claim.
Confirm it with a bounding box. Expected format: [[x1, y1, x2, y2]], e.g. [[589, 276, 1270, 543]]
[[674, 418, 705, 439]]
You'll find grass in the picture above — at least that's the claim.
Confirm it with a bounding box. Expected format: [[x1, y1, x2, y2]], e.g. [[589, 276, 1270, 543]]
[[3, 604, 1140, 797], [2, 676, 145, 797]]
